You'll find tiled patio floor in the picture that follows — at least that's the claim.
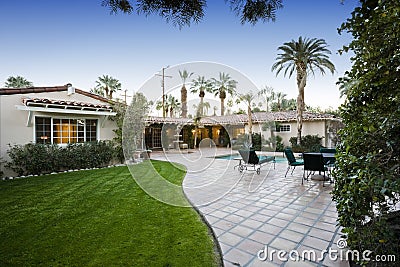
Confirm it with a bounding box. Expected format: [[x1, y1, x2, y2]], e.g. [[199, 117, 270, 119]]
[[152, 148, 349, 267]]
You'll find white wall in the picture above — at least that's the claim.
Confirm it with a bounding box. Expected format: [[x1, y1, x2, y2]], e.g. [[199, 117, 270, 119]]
[[0, 91, 117, 176], [250, 120, 329, 147]]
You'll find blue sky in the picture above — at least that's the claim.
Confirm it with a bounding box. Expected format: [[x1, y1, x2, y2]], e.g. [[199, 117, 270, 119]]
[[0, 0, 359, 109]]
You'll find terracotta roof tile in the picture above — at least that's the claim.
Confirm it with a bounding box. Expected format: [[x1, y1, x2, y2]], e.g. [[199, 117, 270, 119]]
[[145, 111, 339, 125], [0, 85, 111, 103], [22, 97, 112, 110]]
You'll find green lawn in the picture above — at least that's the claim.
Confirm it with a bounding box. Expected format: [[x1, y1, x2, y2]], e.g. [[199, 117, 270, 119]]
[[0, 160, 220, 267]]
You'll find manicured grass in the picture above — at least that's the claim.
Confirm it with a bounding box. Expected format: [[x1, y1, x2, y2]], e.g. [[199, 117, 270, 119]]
[[0, 161, 220, 266]]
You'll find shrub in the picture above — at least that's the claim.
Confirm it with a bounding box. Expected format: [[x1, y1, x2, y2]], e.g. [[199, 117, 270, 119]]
[[0, 157, 5, 179], [275, 136, 284, 152], [6, 141, 115, 176], [262, 135, 284, 152], [289, 135, 323, 152]]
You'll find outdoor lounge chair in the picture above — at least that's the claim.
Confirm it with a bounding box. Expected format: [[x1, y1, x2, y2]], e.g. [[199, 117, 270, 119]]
[[302, 153, 330, 186], [283, 147, 304, 177], [237, 149, 275, 175]]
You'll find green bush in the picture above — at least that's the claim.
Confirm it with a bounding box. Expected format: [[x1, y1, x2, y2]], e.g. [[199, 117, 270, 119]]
[[0, 157, 5, 179], [289, 135, 323, 152], [262, 135, 284, 152], [6, 141, 115, 176], [275, 136, 284, 152]]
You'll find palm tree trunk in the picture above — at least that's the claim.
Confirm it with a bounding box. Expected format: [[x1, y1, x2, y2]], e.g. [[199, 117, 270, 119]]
[[200, 96, 204, 116], [296, 69, 307, 145], [248, 104, 253, 146], [105, 87, 110, 99], [220, 89, 226, 116], [181, 85, 187, 117], [220, 97, 225, 116]]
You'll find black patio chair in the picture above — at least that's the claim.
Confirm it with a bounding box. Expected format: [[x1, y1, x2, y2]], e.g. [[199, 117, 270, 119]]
[[283, 147, 304, 177], [237, 149, 275, 175], [302, 153, 330, 186], [320, 147, 337, 166]]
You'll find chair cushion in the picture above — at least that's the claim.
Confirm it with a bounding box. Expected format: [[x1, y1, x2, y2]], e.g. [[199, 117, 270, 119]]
[[291, 161, 304, 166]]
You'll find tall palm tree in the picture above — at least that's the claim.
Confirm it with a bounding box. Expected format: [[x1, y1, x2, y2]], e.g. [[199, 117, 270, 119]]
[[190, 76, 212, 116], [271, 37, 335, 144], [202, 101, 211, 115], [211, 72, 237, 116], [213, 106, 218, 116], [258, 86, 275, 112], [274, 92, 287, 111], [95, 75, 121, 99], [167, 95, 180, 117], [155, 99, 166, 117], [178, 69, 193, 118], [90, 87, 105, 96], [281, 98, 297, 111], [239, 91, 257, 146], [4, 76, 33, 88], [108, 78, 121, 99]]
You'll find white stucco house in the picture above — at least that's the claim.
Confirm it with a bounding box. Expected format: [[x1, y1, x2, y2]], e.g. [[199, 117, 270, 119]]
[[0, 84, 118, 173]]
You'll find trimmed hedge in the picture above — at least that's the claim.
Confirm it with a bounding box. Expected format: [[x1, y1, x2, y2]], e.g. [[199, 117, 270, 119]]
[[6, 141, 114, 176]]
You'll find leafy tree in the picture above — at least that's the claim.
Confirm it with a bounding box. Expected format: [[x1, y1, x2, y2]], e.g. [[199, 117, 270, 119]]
[[211, 72, 237, 116], [123, 92, 150, 159], [271, 37, 335, 145], [332, 0, 400, 262], [4, 76, 33, 88], [101, 0, 283, 28], [110, 100, 127, 162], [190, 76, 212, 116], [178, 69, 193, 117], [95, 75, 122, 99]]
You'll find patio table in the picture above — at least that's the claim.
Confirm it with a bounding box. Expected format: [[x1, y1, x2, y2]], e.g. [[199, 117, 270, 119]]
[[303, 152, 335, 181]]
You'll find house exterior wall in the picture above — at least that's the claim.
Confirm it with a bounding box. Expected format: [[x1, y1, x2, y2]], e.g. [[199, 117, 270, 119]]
[[0, 91, 117, 176], [249, 120, 329, 147]]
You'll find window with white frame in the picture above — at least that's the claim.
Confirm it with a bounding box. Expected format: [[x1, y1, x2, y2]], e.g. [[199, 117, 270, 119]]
[[276, 124, 291, 132], [35, 117, 98, 144]]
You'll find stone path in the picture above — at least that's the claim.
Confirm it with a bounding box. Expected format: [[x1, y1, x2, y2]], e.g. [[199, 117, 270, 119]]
[[152, 148, 349, 267]]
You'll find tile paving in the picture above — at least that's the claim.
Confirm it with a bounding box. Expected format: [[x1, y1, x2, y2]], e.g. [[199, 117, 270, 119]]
[[152, 148, 349, 267]]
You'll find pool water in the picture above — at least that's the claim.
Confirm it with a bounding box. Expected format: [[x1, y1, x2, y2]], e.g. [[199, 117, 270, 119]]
[[214, 154, 286, 163]]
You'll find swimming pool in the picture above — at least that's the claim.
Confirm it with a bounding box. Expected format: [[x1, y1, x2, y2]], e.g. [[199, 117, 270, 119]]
[[214, 154, 286, 163]]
